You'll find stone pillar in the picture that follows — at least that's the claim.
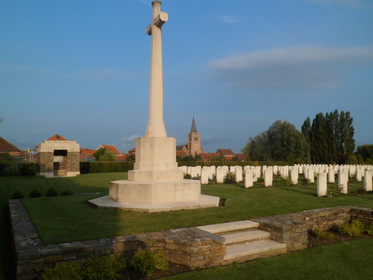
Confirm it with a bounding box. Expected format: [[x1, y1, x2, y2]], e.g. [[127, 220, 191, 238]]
[[364, 170, 372, 192], [145, 1, 168, 137], [317, 172, 327, 197], [245, 169, 253, 188]]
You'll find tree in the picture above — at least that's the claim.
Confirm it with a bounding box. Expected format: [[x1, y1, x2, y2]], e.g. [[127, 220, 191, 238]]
[[93, 149, 116, 161], [243, 120, 310, 163], [302, 110, 355, 164], [93, 149, 106, 161], [99, 150, 115, 161], [356, 144, 373, 164]]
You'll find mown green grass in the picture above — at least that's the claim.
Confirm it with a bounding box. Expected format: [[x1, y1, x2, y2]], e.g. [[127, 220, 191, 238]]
[[162, 239, 373, 280], [16, 174, 373, 244], [1, 173, 372, 280]]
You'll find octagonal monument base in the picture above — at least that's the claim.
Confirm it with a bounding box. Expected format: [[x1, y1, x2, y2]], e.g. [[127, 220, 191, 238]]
[[89, 193, 221, 213]]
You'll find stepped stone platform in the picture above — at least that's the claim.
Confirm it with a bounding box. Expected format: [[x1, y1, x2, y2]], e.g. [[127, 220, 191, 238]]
[[198, 220, 287, 264]]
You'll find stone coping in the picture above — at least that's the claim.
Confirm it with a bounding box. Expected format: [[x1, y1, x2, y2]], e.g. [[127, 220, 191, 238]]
[[9, 199, 373, 280]]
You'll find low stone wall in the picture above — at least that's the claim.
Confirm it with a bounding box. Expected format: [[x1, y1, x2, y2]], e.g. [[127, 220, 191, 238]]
[[253, 206, 373, 252], [9, 199, 373, 280], [9, 199, 225, 280]]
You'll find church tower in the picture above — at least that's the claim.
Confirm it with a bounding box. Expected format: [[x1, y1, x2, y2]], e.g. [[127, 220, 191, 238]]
[[188, 117, 203, 156]]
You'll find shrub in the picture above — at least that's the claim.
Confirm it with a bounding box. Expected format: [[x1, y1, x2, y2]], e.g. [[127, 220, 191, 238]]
[[28, 189, 42, 198], [365, 223, 373, 236], [338, 219, 365, 237], [40, 255, 125, 280], [82, 254, 126, 280], [18, 162, 37, 176], [312, 228, 335, 240], [184, 173, 192, 179], [40, 261, 83, 280], [277, 176, 292, 187], [11, 190, 25, 199], [45, 188, 58, 197], [224, 172, 236, 184], [61, 189, 74, 196], [129, 250, 169, 277]]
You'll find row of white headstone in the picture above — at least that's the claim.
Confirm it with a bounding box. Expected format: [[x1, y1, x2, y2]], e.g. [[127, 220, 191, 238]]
[[179, 164, 373, 196]]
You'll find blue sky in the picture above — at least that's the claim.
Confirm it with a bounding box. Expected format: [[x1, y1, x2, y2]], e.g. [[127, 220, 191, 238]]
[[1, 0, 373, 153]]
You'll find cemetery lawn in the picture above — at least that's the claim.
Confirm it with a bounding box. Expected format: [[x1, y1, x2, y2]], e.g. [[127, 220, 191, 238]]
[[9, 173, 373, 244], [0, 173, 372, 280]]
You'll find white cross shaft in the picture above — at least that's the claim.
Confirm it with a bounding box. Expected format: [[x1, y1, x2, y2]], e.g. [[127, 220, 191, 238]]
[[145, 1, 168, 138]]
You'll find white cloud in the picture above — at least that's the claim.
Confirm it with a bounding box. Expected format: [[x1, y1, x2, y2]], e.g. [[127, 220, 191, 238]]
[[208, 46, 373, 90], [120, 135, 141, 148], [219, 15, 240, 23]]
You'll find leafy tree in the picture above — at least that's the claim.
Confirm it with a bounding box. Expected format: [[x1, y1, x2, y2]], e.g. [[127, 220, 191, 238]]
[[99, 150, 116, 161], [356, 144, 373, 164], [243, 120, 310, 163], [93, 148, 116, 161], [93, 148, 106, 161], [302, 110, 355, 164]]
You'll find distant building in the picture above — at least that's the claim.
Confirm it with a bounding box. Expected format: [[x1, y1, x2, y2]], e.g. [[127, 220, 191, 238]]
[[0, 136, 27, 159], [37, 134, 80, 177], [96, 144, 127, 161], [187, 117, 203, 156], [80, 148, 96, 161]]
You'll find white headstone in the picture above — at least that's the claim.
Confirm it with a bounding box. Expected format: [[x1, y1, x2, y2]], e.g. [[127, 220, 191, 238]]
[[245, 169, 254, 188], [317, 172, 327, 197], [364, 169, 372, 192], [264, 166, 273, 187], [338, 170, 348, 194]]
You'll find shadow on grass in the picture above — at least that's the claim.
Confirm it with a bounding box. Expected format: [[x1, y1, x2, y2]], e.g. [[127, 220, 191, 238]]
[[278, 185, 317, 197]]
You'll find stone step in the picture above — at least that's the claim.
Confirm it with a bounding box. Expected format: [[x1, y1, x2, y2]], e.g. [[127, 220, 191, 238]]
[[197, 220, 259, 234], [224, 239, 287, 262], [221, 230, 271, 245]]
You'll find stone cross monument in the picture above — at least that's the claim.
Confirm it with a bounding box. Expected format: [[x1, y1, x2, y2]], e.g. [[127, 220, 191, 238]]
[[145, 1, 168, 138], [90, 1, 220, 212]]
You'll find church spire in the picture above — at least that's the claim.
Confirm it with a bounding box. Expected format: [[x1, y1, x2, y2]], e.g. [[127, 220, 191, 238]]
[[190, 117, 197, 133]]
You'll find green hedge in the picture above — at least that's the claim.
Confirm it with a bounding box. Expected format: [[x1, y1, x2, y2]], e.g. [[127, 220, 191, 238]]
[[80, 161, 134, 174], [177, 161, 289, 167]]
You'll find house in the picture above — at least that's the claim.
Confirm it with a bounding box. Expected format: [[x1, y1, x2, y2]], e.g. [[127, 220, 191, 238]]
[[80, 148, 96, 161], [0, 136, 27, 159]]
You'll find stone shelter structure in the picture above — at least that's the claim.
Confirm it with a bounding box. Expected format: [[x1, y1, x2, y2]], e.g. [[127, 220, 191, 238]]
[[37, 134, 80, 177]]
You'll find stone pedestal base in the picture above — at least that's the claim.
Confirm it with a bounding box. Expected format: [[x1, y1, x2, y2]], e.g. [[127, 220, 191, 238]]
[[89, 194, 221, 213], [109, 179, 200, 204]]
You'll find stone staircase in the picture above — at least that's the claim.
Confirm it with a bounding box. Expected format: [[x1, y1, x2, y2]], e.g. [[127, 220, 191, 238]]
[[197, 220, 287, 264]]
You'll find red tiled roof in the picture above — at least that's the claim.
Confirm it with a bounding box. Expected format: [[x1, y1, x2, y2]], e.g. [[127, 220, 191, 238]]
[[0, 137, 21, 152], [128, 148, 136, 153], [217, 149, 235, 156], [116, 154, 128, 161], [200, 153, 220, 161], [176, 150, 187, 157], [97, 145, 122, 156], [47, 134, 68, 141]]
